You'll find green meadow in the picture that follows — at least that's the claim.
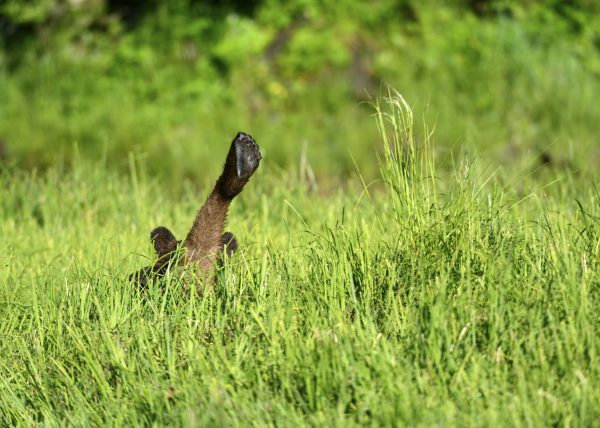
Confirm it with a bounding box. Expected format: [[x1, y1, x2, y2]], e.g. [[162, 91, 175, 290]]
[[1, 92, 599, 425], [1, 1, 600, 426]]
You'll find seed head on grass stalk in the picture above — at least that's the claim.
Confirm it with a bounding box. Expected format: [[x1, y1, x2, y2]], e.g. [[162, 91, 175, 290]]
[[373, 87, 437, 232]]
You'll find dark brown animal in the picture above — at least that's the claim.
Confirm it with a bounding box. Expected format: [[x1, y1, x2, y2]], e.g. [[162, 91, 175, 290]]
[[130, 131, 261, 289]]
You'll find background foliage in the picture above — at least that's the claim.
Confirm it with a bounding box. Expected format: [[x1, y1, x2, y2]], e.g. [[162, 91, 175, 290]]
[[1, 0, 599, 185]]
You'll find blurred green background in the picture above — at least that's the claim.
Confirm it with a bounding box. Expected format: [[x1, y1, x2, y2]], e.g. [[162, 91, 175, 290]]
[[1, 0, 599, 187]]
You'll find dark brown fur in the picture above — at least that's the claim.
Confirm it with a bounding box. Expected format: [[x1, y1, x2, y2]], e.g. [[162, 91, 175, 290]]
[[130, 132, 260, 289]]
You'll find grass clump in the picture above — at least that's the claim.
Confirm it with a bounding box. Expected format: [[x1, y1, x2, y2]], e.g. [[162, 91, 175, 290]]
[[0, 92, 599, 426]]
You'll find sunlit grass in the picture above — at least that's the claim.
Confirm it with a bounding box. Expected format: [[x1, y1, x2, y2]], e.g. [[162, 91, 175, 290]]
[[0, 93, 599, 426]]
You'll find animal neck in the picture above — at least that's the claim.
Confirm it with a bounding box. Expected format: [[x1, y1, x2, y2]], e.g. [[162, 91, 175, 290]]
[[183, 187, 231, 263]]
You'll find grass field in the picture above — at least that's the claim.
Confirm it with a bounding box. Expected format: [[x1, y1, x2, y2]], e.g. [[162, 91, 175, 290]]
[[0, 92, 598, 425]]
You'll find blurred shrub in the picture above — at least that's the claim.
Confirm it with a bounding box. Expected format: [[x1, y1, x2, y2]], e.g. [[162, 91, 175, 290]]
[[1, 0, 599, 184]]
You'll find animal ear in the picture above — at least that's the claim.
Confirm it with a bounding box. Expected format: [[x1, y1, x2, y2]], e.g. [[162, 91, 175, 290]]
[[150, 226, 178, 257], [220, 232, 238, 257]]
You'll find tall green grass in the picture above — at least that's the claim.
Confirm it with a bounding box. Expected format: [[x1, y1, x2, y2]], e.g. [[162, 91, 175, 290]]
[[0, 92, 598, 425]]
